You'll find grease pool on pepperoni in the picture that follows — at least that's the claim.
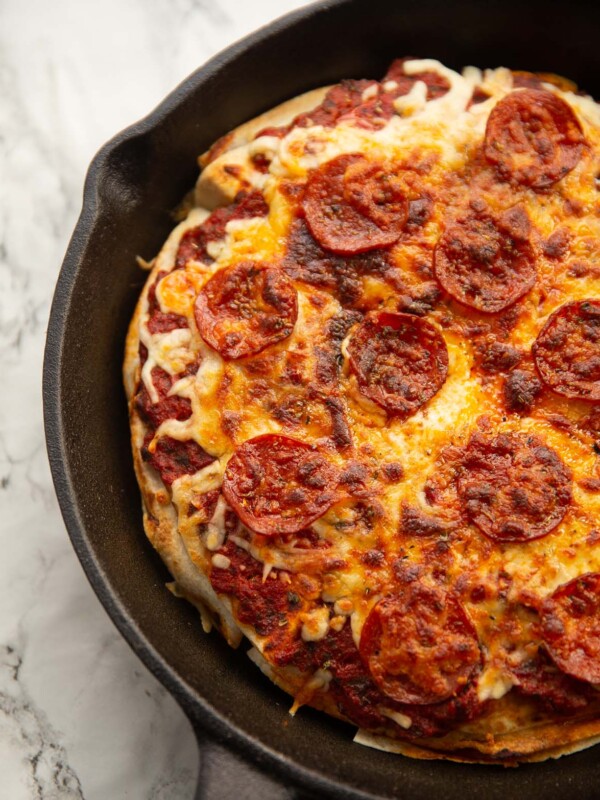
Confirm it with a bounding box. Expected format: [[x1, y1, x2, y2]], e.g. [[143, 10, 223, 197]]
[[458, 432, 572, 543], [359, 587, 481, 705], [484, 89, 585, 190], [346, 311, 448, 418], [533, 300, 600, 400], [194, 262, 297, 360], [541, 573, 600, 685], [433, 207, 536, 313], [302, 154, 408, 255], [221, 434, 339, 536]]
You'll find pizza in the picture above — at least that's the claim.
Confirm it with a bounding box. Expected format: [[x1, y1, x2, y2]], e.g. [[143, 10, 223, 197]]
[[124, 58, 600, 763]]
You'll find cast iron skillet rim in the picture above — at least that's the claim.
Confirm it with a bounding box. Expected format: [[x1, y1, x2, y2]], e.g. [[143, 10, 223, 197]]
[[43, 0, 382, 797]]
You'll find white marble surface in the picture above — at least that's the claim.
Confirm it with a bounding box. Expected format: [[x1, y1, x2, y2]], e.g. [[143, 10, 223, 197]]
[[0, 0, 307, 796]]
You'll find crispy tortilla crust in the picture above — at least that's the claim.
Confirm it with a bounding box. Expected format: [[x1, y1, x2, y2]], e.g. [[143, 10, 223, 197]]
[[355, 728, 600, 764], [124, 76, 600, 764]]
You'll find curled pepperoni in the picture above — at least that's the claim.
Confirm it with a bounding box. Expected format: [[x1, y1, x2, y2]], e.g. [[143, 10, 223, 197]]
[[222, 434, 339, 536], [194, 262, 297, 360], [533, 300, 600, 400], [433, 208, 536, 313], [347, 311, 448, 418], [302, 154, 408, 255], [458, 432, 572, 542], [541, 573, 600, 684], [484, 89, 585, 190], [359, 587, 481, 705]]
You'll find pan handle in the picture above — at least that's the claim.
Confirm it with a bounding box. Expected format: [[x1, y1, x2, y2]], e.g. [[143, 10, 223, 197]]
[[193, 731, 298, 800]]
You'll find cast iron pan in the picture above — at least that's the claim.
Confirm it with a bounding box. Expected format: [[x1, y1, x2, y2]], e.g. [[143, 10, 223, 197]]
[[43, 0, 600, 797]]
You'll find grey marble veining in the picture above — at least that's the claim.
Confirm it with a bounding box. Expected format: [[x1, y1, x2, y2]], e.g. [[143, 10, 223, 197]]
[[0, 0, 306, 795]]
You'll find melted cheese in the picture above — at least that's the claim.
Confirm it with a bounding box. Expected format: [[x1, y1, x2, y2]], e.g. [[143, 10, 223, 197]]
[[300, 606, 330, 642], [132, 59, 600, 741], [380, 707, 413, 730]]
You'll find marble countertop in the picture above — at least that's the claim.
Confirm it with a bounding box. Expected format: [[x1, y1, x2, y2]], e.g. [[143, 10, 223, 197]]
[[0, 0, 306, 796]]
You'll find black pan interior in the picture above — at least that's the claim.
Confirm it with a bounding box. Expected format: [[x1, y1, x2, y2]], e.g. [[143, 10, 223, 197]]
[[44, 0, 600, 797]]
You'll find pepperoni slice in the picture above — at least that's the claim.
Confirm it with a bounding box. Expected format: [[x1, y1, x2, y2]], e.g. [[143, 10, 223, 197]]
[[194, 262, 297, 360], [221, 434, 339, 536], [302, 154, 408, 255], [433, 208, 536, 313], [540, 573, 600, 684], [458, 432, 572, 542], [346, 311, 448, 418], [532, 300, 600, 400], [359, 587, 481, 705], [484, 89, 585, 190]]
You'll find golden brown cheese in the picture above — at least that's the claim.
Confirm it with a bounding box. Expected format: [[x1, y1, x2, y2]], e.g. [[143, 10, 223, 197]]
[[125, 58, 600, 760]]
